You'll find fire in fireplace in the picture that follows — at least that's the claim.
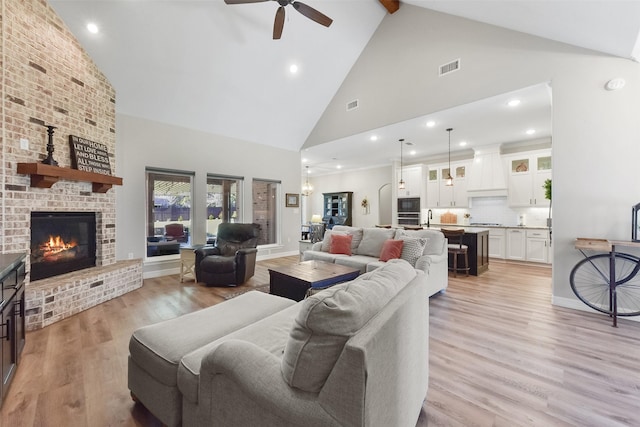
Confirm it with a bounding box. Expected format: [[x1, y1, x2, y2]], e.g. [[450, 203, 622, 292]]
[[30, 212, 97, 281]]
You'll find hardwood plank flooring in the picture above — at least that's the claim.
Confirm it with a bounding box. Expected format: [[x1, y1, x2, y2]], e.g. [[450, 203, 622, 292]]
[[2, 257, 640, 426]]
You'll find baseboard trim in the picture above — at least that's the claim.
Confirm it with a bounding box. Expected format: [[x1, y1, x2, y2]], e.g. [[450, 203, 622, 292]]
[[552, 296, 640, 323]]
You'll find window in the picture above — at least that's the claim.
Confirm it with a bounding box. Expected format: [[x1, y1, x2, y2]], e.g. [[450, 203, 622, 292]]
[[206, 174, 243, 242], [252, 179, 280, 245], [146, 169, 194, 257]]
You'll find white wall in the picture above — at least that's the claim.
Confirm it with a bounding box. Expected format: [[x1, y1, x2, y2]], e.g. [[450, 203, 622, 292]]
[[115, 114, 301, 275], [305, 166, 392, 229], [305, 5, 640, 307]]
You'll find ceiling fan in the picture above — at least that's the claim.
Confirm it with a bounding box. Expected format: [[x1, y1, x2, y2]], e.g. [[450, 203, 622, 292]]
[[224, 0, 333, 40]]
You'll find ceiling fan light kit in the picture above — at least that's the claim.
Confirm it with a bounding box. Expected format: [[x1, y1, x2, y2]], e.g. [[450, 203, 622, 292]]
[[224, 0, 333, 40]]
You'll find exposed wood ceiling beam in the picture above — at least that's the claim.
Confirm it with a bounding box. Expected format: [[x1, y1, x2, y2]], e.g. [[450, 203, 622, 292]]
[[379, 0, 400, 14]]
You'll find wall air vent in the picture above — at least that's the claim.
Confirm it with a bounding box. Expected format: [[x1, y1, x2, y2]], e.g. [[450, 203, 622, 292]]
[[439, 59, 460, 76], [346, 99, 359, 111]]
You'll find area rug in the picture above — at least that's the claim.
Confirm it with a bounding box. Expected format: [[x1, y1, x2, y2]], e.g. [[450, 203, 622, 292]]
[[223, 283, 270, 300]]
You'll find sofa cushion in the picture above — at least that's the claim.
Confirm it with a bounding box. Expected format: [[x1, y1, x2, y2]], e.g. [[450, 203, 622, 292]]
[[177, 303, 301, 404], [280, 259, 417, 393], [320, 230, 345, 252], [395, 229, 445, 256], [330, 233, 353, 255], [334, 255, 375, 274], [355, 228, 395, 257], [331, 226, 364, 251], [379, 239, 404, 261], [303, 251, 347, 264], [129, 291, 295, 388], [399, 236, 428, 265]]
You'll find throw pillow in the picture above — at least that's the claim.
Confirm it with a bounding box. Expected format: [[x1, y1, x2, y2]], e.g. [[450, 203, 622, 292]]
[[330, 234, 353, 255], [321, 230, 346, 252], [400, 236, 428, 265], [379, 239, 404, 262]]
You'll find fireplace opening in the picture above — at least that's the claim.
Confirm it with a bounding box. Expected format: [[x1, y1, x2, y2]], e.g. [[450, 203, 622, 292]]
[[30, 212, 97, 281]]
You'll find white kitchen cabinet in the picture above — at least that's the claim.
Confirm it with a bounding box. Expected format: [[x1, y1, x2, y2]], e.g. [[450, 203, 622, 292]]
[[426, 168, 440, 208], [426, 161, 469, 208], [507, 150, 552, 207], [526, 229, 550, 263], [488, 228, 506, 259], [397, 165, 423, 198], [506, 228, 526, 261]]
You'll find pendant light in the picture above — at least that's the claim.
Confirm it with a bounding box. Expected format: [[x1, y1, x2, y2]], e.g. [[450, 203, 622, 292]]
[[302, 165, 313, 196], [445, 128, 454, 186], [398, 138, 406, 190]]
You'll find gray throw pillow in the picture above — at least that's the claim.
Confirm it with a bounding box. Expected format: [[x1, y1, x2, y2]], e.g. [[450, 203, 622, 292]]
[[399, 236, 427, 265]]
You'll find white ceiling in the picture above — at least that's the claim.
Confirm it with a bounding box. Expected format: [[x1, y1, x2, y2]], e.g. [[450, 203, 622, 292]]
[[49, 0, 640, 175]]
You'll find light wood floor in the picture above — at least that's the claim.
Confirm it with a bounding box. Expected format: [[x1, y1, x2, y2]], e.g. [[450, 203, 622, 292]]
[[2, 257, 640, 426]]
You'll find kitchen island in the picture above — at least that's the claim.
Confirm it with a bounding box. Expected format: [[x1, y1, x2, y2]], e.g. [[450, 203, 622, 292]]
[[432, 226, 489, 276]]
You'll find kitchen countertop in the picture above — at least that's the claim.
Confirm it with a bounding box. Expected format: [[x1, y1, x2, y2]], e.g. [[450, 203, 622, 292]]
[[428, 226, 490, 233], [426, 223, 550, 230]]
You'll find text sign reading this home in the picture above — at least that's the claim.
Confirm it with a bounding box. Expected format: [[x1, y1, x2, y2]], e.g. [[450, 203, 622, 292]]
[[69, 135, 112, 175]]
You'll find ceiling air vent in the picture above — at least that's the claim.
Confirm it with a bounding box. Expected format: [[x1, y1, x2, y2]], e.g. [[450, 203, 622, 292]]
[[346, 99, 359, 111], [439, 59, 460, 76]]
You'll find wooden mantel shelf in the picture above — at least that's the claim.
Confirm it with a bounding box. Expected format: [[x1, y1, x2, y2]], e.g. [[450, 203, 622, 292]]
[[17, 163, 123, 193]]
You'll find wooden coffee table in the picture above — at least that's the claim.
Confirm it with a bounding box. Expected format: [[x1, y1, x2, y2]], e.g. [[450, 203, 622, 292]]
[[269, 261, 360, 301]]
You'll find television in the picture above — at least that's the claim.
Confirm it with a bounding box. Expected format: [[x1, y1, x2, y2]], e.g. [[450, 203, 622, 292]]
[[633, 202, 640, 241]]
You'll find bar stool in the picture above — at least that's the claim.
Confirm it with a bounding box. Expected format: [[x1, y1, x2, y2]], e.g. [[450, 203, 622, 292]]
[[442, 228, 469, 277]]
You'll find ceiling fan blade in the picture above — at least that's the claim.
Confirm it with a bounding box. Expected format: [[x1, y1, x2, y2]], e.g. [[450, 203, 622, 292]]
[[292, 1, 333, 27], [273, 6, 285, 40], [224, 0, 269, 4]]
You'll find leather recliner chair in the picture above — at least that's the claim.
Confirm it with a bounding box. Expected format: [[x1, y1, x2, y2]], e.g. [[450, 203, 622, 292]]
[[194, 223, 260, 286]]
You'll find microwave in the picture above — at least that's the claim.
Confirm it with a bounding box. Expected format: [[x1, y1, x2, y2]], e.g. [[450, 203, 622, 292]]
[[397, 197, 420, 213]]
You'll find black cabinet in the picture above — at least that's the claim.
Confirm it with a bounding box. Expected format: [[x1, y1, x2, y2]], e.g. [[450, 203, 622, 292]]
[[0, 253, 26, 408], [322, 192, 353, 229]]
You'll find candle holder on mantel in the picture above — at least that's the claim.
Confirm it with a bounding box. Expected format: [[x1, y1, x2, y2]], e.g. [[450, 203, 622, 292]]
[[41, 124, 58, 166]]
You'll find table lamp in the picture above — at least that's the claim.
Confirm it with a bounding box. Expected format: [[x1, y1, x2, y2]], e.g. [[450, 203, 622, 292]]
[[311, 214, 322, 223]]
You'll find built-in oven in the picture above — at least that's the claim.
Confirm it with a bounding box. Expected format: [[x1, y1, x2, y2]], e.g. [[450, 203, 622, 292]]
[[397, 197, 421, 225]]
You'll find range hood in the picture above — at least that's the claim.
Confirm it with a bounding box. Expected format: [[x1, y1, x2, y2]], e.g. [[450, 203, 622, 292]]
[[467, 145, 508, 197]]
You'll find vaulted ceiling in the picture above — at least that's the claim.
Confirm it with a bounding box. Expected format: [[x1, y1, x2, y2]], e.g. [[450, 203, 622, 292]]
[[50, 1, 640, 165]]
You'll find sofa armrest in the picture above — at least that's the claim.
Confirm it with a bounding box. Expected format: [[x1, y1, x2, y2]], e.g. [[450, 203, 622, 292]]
[[414, 251, 447, 274], [195, 246, 221, 258], [194, 246, 221, 281], [311, 241, 323, 251], [198, 340, 335, 427]]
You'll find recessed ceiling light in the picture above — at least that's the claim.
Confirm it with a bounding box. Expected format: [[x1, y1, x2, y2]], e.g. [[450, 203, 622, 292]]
[[426, 120, 436, 128], [526, 129, 536, 135], [370, 135, 378, 141], [336, 165, 342, 169], [289, 64, 299, 74], [87, 22, 99, 34], [508, 99, 521, 107], [301, 158, 308, 163], [410, 150, 416, 156], [459, 141, 467, 147]]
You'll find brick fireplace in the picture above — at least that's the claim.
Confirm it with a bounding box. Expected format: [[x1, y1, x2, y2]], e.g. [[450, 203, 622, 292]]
[[1, 0, 143, 330]]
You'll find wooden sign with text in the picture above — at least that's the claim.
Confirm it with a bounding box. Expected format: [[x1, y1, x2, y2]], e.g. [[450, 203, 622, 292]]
[[69, 135, 112, 175]]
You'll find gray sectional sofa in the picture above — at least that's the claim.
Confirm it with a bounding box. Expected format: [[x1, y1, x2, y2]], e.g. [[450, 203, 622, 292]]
[[128, 259, 429, 427], [303, 225, 448, 296]]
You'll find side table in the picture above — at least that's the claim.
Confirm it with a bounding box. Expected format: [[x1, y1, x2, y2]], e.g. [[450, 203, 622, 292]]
[[299, 240, 313, 260], [180, 245, 203, 282]]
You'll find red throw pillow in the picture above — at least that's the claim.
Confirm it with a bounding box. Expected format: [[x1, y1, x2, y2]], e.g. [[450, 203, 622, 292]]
[[330, 233, 353, 255], [379, 239, 404, 262]]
